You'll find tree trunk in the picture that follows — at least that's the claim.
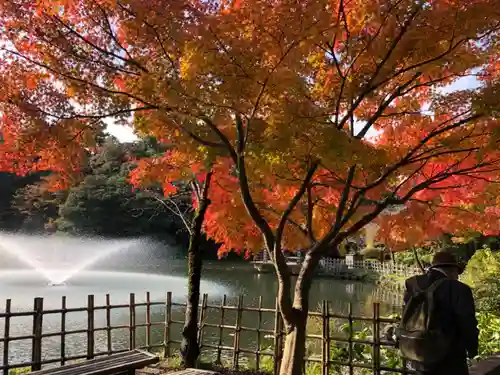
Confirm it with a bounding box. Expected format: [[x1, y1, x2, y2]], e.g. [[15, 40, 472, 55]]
[[280, 310, 308, 375], [279, 252, 319, 375], [181, 173, 212, 368]]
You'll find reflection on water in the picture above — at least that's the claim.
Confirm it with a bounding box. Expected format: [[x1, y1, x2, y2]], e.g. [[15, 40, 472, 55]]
[[0, 260, 403, 368]]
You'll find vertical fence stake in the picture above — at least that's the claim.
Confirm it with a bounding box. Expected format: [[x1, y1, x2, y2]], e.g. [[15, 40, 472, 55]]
[[273, 297, 283, 375], [322, 300, 330, 375], [401, 304, 408, 374], [145, 292, 151, 352], [216, 295, 227, 365], [3, 299, 11, 375], [348, 302, 353, 375], [60, 296, 66, 366], [198, 294, 209, 351], [164, 292, 172, 358], [31, 297, 43, 371], [232, 296, 244, 369], [255, 296, 263, 371], [106, 294, 112, 355], [129, 293, 136, 350], [372, 303, 381, 375], [87, 295, 95, 360]]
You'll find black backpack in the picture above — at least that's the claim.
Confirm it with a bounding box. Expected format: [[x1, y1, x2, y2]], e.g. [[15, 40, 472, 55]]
[[397, 277, 453, 365]]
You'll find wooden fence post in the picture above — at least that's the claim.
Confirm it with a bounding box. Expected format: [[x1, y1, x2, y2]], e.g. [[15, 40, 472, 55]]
[[106, 294, 112, 355], [3, 299, 11, 375], [164, 292, 172, 358], [31, 297, 43, 371], [216, 295, 227, 365], [322, 300, 330, 375], [348, 302, 353, 375], [87, 295, 95, 360], [129, 293, 136, 350], [146, 292, 151, 352], [372, 303, 381, 375], [255, 296, 263, 371], [60, 296, 66, 365], [273, 298, 283, 375], [401, 303, 409, 374], [232, 295, 244, 369], [198, 294, 209, 348]]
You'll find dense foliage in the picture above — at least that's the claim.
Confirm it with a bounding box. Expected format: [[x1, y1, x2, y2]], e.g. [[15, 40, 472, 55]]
[[0, 137, 201, 251], [462, 247, 500, 314]]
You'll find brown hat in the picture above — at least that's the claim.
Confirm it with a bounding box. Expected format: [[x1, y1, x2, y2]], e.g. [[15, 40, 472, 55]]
[[431, 251, 465, 273]]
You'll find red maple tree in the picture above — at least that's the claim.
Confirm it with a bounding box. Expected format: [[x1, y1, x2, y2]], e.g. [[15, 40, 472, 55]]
[[1, 1, 499, 374]]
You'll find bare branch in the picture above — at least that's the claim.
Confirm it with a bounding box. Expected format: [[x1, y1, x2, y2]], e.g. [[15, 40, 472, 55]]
[[144, 189, 193, 234]]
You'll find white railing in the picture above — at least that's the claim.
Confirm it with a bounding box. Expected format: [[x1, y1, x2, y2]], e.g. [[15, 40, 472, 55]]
[[320, 258, 421, 276], [252, 251, 421, 277]]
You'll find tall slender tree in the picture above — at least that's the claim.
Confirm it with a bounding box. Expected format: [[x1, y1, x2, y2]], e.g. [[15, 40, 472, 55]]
[[130, 154, 213, 367]]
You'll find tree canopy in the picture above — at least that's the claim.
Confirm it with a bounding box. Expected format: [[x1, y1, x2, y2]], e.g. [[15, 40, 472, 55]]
[[1, 0, 498, 255]]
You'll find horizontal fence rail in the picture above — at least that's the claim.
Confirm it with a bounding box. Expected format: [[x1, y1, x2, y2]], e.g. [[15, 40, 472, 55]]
[[0, 292, 413, 375]]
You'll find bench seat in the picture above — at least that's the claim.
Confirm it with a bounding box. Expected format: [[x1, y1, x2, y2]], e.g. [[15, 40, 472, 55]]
[[27, 349, 159, 375]]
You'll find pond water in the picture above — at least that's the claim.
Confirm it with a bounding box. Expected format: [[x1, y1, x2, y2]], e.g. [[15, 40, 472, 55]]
[[0, 255, 403, 369]]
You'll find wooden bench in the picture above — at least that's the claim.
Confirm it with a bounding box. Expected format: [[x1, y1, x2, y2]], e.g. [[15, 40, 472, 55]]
[[469, 354, 500, 375], [27, 349, 159, 375]]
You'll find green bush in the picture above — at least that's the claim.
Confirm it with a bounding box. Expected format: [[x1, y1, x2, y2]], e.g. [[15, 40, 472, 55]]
[[9, 368, 31, 374], [461, 247, 500, 314], [476, 312, 500, 360]]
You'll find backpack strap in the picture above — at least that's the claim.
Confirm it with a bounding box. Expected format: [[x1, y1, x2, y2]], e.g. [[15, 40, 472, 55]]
[[425, 277, 449, 297], [407, 276, 448, 298]]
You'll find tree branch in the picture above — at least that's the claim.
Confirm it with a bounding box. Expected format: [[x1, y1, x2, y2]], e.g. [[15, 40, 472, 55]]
[[355, 71, 422, 138], [310, 165, 356, 255], [306, 184, 316, 244], [275, 160, 320, 249]]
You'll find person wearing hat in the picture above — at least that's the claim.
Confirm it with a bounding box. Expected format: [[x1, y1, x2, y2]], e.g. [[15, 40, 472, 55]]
[[402, 251, 479, 375]]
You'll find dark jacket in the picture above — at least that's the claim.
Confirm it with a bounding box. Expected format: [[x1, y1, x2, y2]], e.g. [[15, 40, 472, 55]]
[[403, 268, 479, 375]]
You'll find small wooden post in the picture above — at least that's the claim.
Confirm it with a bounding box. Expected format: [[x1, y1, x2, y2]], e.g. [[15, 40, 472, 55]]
[[216, 295, 227, 365], [322, 300, 330, 375], [164, 292, 172, 358], [145, 292, 151, 351], [198, 294, 209, 347], [348, 302, 354, 375], [129, 293, 136, 350], [255, 296, 263, 371], [232, 295, 244, 369], [3, 299, 11, 375], [60, 296, 66, 365], [273, 298, 283, 375], [106, 294, 112, 355], [372, 303, 381, 375], [31, 297, 43, 371], [87, 295, 95, 360], [401, 304, 408, 375]]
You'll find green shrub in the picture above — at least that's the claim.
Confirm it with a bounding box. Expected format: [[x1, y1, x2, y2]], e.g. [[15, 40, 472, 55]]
[[476, 312, 500, 360], [461, 247, 500, 314], [9, 368, 31, 374]]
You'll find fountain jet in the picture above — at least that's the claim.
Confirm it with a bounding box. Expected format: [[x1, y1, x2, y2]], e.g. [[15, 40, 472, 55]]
[[0, 232, 142, 285]]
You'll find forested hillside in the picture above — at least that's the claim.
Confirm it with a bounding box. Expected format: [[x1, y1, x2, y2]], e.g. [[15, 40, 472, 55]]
[[0, 136, 223, 259]]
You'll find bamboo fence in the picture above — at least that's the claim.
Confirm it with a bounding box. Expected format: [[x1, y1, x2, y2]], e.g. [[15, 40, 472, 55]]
[[0, 292, 413, 375]]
